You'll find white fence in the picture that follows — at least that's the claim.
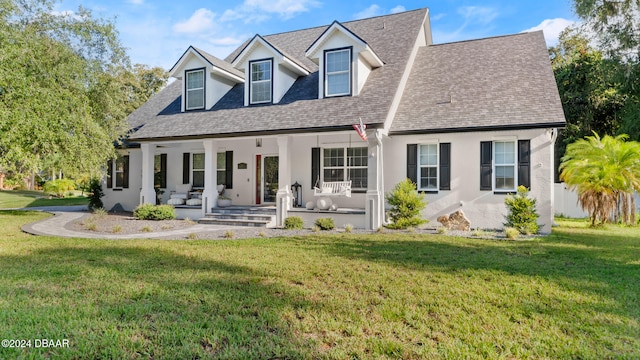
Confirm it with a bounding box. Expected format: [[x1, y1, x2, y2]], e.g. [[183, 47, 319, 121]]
[[554, 183, 640, 218]]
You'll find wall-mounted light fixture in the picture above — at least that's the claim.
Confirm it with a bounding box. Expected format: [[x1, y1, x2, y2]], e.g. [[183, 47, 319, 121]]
[[256, 138, 262, 147]]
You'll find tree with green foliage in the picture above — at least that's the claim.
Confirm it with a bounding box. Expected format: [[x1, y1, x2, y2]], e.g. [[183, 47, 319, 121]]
[[0, 0, 167, 182], [574, 0, 639, 58], [560, 132, 640, 226], [549, 27, 627, 178], [385, 179, 427, 229], [571, 0, 640, 142]]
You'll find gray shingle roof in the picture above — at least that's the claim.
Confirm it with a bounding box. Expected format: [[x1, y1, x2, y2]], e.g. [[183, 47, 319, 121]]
[[391, 31, 566, 134], [129, 8, 428, 141], [192, 47, 245, 79]]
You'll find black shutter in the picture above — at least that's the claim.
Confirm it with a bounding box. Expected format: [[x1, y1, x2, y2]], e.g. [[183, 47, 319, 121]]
[[406, 144, 417, 185], [518, 139, 531, 189], [225, 151, 233, 189], [159, 154, 167, 188], [439, 143, 451, 190], [480, 141, 492, 190], [183, 153, 190, 184], [311, 147, 320, 189], [122, 155, 130, 189], [107, 159, 113, 189]]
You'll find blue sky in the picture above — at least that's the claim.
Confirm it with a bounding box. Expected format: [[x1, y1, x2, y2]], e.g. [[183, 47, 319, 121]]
[[56, 0, 578, 70]]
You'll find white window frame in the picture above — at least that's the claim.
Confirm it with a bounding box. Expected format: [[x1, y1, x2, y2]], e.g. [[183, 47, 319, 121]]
[[216, 152, 226, 185], [493, 141, 517, 192], [321, 146, 367, 190], [325, 48, 352, 97], [418, 144, 438, 191], [114, 157, 126, 188], [185, 68, 205, 110], [192, 153, 205, 188], [250, 59, 272, 104]]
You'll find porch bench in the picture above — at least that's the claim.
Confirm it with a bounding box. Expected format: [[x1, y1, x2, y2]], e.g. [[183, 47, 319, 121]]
[[313, 181, 352, 198]]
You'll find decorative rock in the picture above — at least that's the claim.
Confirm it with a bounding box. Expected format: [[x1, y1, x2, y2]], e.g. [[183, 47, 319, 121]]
[[305, 201, 315, 210], [330, 204, 338, 211], [316, 197, 333, 210], [437, 210, 471, 231]]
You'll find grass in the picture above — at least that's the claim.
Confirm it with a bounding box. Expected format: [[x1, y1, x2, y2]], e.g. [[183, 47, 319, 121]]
[[0, 189, 88, 209], [0, 212, 639, 359]]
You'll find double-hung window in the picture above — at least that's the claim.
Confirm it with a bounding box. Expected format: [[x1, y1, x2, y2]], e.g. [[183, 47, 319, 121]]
[[494, 141, 516, 191], [217, 152, 226, 185], [322, 147, 367, 189], [325, 48, 351, 97], [107, 155, 129, 189], [418, 144, 438, 190], [154, 154, 167, 189], [192, 153, 205, 188], [185, 69, 205, 110], [480, 140, 530, 192], [250, 59, 272, 104]]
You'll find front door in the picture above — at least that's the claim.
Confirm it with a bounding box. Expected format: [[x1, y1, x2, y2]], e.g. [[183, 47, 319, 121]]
[[256, 155, 278, 204]]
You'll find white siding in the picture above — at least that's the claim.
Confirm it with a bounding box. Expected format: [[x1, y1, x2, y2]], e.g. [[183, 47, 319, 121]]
[[384, 128, 555, 233]]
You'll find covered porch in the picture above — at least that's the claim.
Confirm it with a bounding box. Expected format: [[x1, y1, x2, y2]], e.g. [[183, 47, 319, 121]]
[[137, 129, 385, 229]]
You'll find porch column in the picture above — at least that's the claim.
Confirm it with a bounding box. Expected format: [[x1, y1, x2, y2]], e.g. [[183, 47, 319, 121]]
[[365, 129, 384, 230], [202, 139, 219, 217], [276, 135, 293, 227], [140, 143, 156, 205]]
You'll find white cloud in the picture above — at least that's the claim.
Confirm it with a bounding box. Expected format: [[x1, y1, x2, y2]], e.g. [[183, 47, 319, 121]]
[[522, 18, 577, 46], [222, 0, 320, 22], [173, 8, 217, 34], [390, 5, 406, 14], [354, 4, 407, 20], [210, 36, 246, 46], [355, 4, 383, 20], [127, 0, 144, 4], [457, 6, 499, 25]]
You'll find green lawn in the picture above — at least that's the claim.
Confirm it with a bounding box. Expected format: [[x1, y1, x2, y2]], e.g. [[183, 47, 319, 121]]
[[0, 190, 88, 209], [0, 212, 638, 359]]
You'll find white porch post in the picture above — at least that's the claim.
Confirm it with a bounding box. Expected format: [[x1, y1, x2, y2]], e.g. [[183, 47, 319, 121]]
[[140, 143, 156, 205], [202, 139, 219, 217], [365, 129, 384, 230], [276, 135, 292, 227]]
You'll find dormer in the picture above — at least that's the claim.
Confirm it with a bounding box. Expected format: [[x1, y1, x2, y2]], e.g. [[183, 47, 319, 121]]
[[305, 21, 384, 99], [231, 35, 310, 106], [169, 46, 244, 112]]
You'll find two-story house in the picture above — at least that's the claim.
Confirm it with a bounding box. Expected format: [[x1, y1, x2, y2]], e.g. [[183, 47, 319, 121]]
[[104, 8, 565, 232]]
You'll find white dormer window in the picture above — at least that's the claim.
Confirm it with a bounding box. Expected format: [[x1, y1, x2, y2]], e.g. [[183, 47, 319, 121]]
[[325, 48, 351, 97], [250, 59, 272, 104], [185, 68, 205, 110]]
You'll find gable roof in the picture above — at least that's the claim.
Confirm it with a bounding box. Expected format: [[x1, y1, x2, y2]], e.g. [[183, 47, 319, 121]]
[[128, 8, 429, 141], [305, 20, 384, 67], [391, 31, 566, 134], [231, 34, 311, 75], [169, 46, 244, 81]]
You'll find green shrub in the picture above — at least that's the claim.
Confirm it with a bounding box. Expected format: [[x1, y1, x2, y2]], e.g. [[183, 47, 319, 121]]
[[284, 216, 304, 229], [344, 224, 353, 233], [315, 217, 335, 230], [385, 178, 428, 229], [504, 185, 540, 235], [133, 204, 176, 220], [43, 179, 76, 198], [88, 178, 104, 211]]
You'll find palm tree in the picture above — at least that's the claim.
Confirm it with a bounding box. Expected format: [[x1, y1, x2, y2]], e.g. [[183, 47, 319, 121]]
[[560, 133, 640, 226]]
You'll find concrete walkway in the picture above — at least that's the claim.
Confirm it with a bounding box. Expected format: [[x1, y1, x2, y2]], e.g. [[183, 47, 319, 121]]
[[15, 206, 240, 239]]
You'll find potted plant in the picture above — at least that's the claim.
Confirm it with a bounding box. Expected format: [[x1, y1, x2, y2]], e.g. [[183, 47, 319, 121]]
[[217, 195, 232, 207]]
